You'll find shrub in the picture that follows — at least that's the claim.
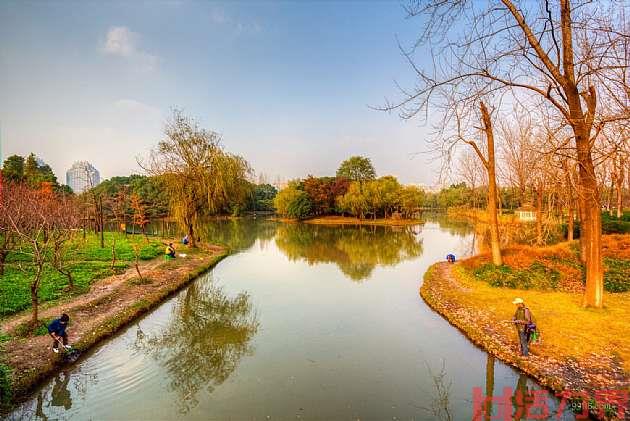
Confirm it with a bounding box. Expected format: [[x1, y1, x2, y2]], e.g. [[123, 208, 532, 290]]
[[601, 212, 630, 234], [473, 262, 559, 290], [603, 258, 630, 292]]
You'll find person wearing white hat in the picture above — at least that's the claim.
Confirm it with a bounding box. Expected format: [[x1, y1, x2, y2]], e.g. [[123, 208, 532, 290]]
[[512, 298, 532, 356]]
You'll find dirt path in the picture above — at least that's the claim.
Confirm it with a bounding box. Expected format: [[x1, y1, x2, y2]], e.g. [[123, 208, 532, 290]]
[[2, 257, 166, 333], [0, 245, 227, 405]]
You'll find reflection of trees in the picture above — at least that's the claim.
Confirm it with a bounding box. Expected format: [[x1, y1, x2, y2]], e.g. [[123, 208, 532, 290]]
[[133, 283, 259, 413], [274, 224, 423, 281], [50, 372, 72, 410], [423, 213, 474, 237], [198, 218, 277, 251]]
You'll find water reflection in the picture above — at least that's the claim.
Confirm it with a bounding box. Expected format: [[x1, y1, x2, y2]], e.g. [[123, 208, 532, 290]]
[[11, 368, 97, 420], [274, 223, 424, 281], [199, 218, 278, 251], [132, 282, 259, 413]]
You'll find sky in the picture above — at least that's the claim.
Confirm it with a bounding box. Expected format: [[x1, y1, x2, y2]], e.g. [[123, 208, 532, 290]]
[[0, 0, 441, 186]]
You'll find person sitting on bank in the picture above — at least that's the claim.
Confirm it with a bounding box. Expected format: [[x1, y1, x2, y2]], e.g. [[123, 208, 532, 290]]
[[512, 298, 533, 357], [48, 314, 71, 354], [446, 253, 456, 263], [165, 243, 176, 258], [182, 235, 189, 246]]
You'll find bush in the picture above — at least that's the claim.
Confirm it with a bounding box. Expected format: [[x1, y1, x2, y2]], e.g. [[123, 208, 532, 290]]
[[601, 212, 630, 234], [603, 258, 630, 292], [473, 262, 560, 290], [286, 192, 312, 220]]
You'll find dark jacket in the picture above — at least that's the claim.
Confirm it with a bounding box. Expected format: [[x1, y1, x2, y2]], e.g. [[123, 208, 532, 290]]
[[48, 319, 67, 336], [513, 307, 531, 333]]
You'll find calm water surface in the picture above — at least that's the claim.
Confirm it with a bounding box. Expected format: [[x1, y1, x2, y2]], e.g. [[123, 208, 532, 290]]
[[10, 217, 576, 420]]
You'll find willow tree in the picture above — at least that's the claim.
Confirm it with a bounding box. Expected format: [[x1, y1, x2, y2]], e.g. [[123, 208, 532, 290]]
[[144, 110, 252, 247], [386, 0, 628, 307]]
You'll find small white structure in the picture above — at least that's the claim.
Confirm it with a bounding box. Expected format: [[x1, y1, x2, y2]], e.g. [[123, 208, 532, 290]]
[[515, 205, 537, 222]]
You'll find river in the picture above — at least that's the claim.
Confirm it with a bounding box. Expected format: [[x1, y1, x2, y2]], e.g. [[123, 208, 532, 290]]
[[9, 217, 577, 420]]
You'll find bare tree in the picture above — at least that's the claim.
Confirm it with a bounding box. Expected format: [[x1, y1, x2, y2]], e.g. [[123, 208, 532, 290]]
[[499, 111, 540, 206], [50, 195, 82, 290], [458, 149, 486, 208], [0, 182, 18, 276], [384, 0, 629, 307], [4, 184, 54, 327]]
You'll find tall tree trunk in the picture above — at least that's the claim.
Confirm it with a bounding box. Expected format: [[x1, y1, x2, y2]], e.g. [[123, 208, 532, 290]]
[[484, 355, 495, 421], [0, 250, 6, 276], [558, 0, 603, 307], [99, 196, 105, 248], [615, 158, 624, 219], [576, 127, 603, 308], [480, 102, 503, 266], [30, 268, 42, 328], [188, 223, 195, 248], [607, 177, 614, 216], [535, 181, 543, 245], [567, 206, 574, 242]]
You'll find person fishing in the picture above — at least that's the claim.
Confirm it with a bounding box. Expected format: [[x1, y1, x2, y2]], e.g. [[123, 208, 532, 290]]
[[511, 298, 534, 357], [165, 242, 176, 258], [48, 313, 71, 354]]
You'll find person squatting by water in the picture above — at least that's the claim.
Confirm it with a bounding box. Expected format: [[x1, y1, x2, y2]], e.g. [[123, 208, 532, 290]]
[[512, 298, 535, 357], [165, 242, 176, 258], [48, 313, 71, 354], [446, 253, 456, 263]]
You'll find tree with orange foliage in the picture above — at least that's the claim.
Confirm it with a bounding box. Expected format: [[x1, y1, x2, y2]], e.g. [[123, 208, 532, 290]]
[[131, 193, 149, 241]]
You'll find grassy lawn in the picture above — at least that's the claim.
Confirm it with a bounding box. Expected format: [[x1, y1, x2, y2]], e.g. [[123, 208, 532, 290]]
[[0, 232, 164, 317], [456, 234, 630, 371], [453, 264, 630, 371]]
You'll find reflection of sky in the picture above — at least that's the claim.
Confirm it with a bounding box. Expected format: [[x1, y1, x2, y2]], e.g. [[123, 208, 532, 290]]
[[8, 220, 576, 421]]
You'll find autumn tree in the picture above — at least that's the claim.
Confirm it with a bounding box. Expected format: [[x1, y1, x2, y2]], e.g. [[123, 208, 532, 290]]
[[2, 184, 79, 326], [0, 182, 18, 275], [144, 109, 252, 247], [131, 193, 149, 241], [49, 195, 81, 290], [386, 0, 629, 307]]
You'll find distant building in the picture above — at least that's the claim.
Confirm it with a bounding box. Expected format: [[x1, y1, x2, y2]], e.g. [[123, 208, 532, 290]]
[[515, 205, 537, 222], [66, 161, 100, 193]]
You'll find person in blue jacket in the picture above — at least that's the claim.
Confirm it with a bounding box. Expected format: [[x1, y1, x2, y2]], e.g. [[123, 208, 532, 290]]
[[446, 253, 456, 263], [48, 314, 71, 353]]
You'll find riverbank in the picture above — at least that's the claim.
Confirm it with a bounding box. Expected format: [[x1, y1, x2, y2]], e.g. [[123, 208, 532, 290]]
[[304, 215, 422, 226], [421, 260, 629, 420], [0, 243, 228, 409]]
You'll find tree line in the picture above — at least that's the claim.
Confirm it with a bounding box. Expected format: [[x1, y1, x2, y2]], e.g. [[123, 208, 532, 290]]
[[2, 153, 71, 194], [0, 109, 267, 327], [274, 156, 426, 220]]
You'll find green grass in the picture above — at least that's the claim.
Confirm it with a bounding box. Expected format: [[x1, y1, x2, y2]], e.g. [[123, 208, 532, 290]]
[[603, 257, 630, 292], [473, 262, 560, 290], [0, 363, 11, 405], [0, 233, 163, 317]]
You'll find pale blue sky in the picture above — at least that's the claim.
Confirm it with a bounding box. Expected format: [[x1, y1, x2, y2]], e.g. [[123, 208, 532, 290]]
[[0, 1, 438, 185]]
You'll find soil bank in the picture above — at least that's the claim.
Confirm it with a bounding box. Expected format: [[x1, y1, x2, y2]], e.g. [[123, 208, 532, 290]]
[[421, 262, 629, 420], [0, 244, 228, 409]]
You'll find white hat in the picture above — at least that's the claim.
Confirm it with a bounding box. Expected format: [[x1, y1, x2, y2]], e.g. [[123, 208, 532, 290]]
[[512, 298, 524, 304]]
